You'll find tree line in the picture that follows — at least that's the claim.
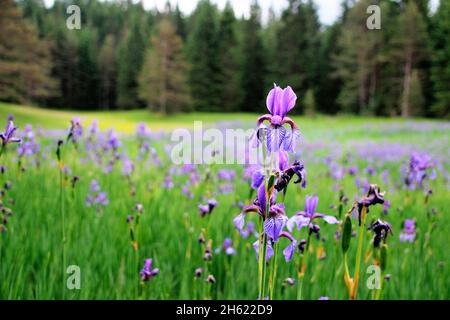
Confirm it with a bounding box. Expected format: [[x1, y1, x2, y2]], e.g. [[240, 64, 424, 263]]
[[0, 0, 448, 117]]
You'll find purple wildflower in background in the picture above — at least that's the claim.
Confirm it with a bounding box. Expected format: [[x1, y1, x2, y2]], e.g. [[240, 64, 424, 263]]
[[67, 117, 83, 144], [286, 195, 339, 232], [251, 84, 300, 152], [86, 179, 109, 208], [136, 123, 151, 139], [0, 115, 21, 146], [217, 169, 236, 181], [17, 124, 40, 161], [140, 258, 159, 282], [399, 219, 416, 243], [216, 238, 236, 256], [404, 152, 436, 189], [348, 166, 358, 176], [106, 129, 120, 151], [122, 158, 134, 176], [198, 199, 217, 217], [164, 176, 174, 189]]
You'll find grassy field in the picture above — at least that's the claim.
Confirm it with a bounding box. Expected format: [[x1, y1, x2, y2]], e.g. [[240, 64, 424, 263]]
[[0, 102, 448, 299]]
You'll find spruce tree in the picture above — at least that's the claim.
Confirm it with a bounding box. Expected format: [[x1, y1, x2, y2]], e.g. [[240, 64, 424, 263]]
[[394, 1, 429, 117], [186, 0, 220, 112], [139, 19, 190, 114], [240, 1, 266, 113], [117, 17, 146, 109], [431, 0, 450, 117], [98, 34, 117, 110], [216, 2, 241, 112]]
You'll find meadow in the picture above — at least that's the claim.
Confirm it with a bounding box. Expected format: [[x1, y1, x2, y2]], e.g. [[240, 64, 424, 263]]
[[0, 102, 448, 300]]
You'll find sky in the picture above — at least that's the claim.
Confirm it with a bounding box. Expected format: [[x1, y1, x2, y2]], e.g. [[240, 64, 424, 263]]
[[43, 0, 440, 26]]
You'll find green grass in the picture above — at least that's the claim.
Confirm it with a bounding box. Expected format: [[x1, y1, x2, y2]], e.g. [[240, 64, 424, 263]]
[[0, 102, 449, 299]]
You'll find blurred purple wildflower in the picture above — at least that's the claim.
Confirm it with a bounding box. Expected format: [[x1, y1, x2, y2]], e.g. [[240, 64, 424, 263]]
[[399, 219, 416, 243], [140, 258, 159, 281]]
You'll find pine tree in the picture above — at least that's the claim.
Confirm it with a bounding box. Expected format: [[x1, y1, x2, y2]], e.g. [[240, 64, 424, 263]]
[[98, 34, 117, 109], [333, 0, 383, 114], [317, 22, 342, 114], [173, 4, 187, 40], [186, 0, 220, 112], [274, 0, 321, 111], [431, 0, 450, 117], [216, 2, 241, 112], [240, 1, 266, 112], [0, 0, 56, 103], [139, 19, 190, 114], [75, 28, 100, 109], [394, 1, 429, 117], [117, 17, 146, 109]]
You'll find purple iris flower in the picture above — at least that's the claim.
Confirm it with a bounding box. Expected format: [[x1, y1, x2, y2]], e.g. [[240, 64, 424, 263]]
[[240, 221, 257, 238], [164, 176, 174, 189], [106, 129, 120, 150], [404, 153, 436, 189], [89, 120, 99, 136], [140, 258, 159, 281], [0, 115, 21, 146], [399, 219, 416, 243], [348, 166, 358, 176], [136, 123, 151, 139], [287, 195, 339, 232], [198, 199, 217, 217], [216, 238, 236, 255], [251, 84, 300, 152], [251, 168, 264, 190], [279, 231, 298, 262], [217, 169, 236, 181], [274, 159, 306, 192], [86, 180, 109, 208], [90, 179, 100, 193], [368, 219, 393, 248], [234, 184, 288, 242], [249, 152, 289, 190], [122, 158, 134, 176], [253, 238, 274, 262], [67, 117, 83, 143]]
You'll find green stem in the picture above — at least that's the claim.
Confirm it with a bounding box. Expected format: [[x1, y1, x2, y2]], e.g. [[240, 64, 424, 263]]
[[297, 232, 312, 300], [59, 164, 66, 299], [268, 241, 279, 299], [351, 205, 367, 300]]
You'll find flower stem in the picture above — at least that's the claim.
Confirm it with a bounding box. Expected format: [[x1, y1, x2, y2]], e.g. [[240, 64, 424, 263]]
[[59, 161, 66, 299], [268, 241, 279, 299], [351, 205, 367, 300], [297, 231, 312, 300]]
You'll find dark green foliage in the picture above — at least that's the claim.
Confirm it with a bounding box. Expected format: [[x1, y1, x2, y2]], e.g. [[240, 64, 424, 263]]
[[431, 0, 450, 117], [117, 18, 146, 109], [186, 0, 220, 112], [2, 0, 446, 117], [239, 1, 266, 113]]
